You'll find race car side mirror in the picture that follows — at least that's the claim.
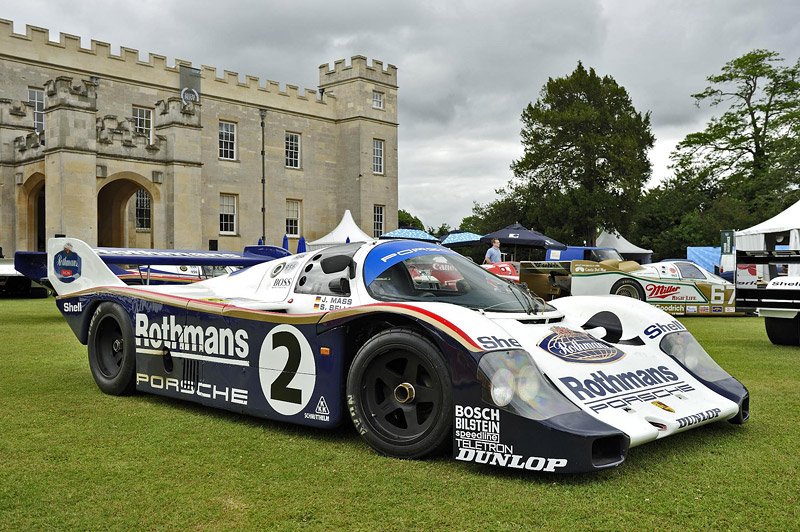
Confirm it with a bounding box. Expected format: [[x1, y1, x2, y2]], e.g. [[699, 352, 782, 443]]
[[328, 277, 351, 296]]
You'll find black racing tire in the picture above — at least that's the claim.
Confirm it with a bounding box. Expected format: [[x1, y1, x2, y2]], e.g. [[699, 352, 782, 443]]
[[764, 316, 800, 346], [346, 328, 452, 459], [610, 278, 645, 300], [87, 302, 137, 395]]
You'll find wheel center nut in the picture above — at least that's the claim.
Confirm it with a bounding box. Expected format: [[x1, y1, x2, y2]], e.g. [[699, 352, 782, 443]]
[[112, 339, 123, 352], [393, 382, 416, 404]]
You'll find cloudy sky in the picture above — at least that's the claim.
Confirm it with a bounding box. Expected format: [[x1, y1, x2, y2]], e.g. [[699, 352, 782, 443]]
[[4, 1, 799, 229]]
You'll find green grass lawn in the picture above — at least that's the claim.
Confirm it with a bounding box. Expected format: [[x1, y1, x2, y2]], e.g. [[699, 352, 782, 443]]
[[1, 298, 798, 530]]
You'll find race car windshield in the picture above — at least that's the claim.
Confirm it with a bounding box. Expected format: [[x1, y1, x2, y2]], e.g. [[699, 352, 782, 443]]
[[366, 251, 551, 313], [590, 249, 625, 262]]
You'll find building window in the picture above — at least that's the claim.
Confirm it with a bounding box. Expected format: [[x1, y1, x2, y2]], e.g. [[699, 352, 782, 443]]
[[132, 106, 153, 143], [373, 139, 384, 174], [28, 87, 45, 143], [219, 121, 236, 160], [286, 200, 300, 237], [372, 90, 384, 110], [219, 194, 237, 234], [373, 204, 385, 237], [135, 189, 151, 230], [285, 132, 300, 169]]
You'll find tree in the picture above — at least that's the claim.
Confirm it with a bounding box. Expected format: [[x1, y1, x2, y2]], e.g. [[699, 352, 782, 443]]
[[633, 50, 800, 257], [398, 209, 424, 230], [426, 223, 452, 238], [478, 62, 654, 245], [673, 49, 800, 213]]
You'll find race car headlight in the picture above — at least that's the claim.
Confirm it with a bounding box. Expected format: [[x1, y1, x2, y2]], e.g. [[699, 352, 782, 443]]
[[489, 368, 515, 407], [659, 331, 732, 382], [478, 350, 579, 421]]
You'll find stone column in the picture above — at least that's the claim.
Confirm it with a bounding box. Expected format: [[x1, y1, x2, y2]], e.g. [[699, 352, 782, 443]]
[[155, 97, 202, 249], [43, 77, 98, 244]]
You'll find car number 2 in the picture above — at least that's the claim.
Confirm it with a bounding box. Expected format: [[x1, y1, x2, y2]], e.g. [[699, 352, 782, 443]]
[[258, 324, 316, 416]]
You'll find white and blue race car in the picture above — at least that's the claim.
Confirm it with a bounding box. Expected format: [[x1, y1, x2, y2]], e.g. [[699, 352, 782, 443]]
[[47, 237, 749, 474]]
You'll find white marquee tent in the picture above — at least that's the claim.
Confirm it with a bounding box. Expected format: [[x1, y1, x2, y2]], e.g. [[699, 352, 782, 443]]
[[307, 210, 374, 251], [596, 230, 653, 263], [736, 199, 800, 275]]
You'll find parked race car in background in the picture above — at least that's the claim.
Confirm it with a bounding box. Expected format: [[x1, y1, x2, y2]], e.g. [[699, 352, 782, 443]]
[[0, 260, 48, 297], [481, 261, 519, 282], [736, 249, 800, 345], [520, 258, 737, 316], [46, 237, 748, 474], [113, 264, 238, 285]]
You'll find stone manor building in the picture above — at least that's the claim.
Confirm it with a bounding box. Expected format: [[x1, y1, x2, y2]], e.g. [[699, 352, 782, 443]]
[[0, 20, 398, 254]]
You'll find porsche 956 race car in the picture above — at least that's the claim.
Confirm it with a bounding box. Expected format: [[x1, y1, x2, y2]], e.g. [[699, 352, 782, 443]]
[[736, 249, 800, 345], [47, 237, 749, 474], [521, 258, 736, 316]]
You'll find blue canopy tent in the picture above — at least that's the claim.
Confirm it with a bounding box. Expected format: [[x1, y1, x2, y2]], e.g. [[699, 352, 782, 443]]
[[440, 231, 482, 248], [479, 223, 566, 262], [379, 228, 440, 243], [479, 223, 566, 249]]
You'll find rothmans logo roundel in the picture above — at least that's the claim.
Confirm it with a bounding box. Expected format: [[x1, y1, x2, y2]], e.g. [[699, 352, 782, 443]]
[[53, 243, 82, 283], [538, 326, 625, 363]]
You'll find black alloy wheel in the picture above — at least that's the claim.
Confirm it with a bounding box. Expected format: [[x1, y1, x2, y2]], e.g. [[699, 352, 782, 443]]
[[347, 329, 452, 459], [87, 302, 137, 395]]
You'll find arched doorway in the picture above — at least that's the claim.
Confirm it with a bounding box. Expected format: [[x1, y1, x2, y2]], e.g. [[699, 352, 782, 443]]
[[97, 174, 156, 248], [36, 188, 45, 251], [23, 173, 46, 252]]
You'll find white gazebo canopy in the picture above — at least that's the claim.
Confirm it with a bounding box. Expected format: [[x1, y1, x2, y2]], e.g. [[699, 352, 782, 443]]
[[307, 210, 374, 251], [736, 199, 800, 276], [596, 230, 653, 263]]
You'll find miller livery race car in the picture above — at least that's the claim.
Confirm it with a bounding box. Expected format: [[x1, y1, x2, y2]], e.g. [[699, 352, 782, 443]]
[[47, 237, 749, 474], [521, 258, 737, 316]]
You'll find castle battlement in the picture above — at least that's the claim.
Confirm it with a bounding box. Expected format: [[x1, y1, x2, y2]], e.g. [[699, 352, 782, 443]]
[[13, 131, 44, 157], [96, 115, 163, 156], [0, 98, 36, 129], [319, 55, 398, 88], [0, 19, 400, 112]]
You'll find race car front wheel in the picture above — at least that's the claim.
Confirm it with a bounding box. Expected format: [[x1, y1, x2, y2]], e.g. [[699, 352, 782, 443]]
[[611, 279, 645, 300], [346, 328, 452, 459], [765, 316, 800, 346], [87, 302, 137, 395]]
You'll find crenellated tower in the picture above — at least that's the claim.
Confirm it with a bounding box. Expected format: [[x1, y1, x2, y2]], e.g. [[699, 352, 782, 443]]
[[318, 56, 399, 231]]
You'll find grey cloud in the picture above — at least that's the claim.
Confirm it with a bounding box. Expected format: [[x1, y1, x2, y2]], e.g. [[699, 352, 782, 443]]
[[4, 0, 799, 228]]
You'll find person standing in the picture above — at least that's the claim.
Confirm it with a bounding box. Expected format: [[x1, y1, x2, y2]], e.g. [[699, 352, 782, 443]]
[[484, 238, 501, 264]]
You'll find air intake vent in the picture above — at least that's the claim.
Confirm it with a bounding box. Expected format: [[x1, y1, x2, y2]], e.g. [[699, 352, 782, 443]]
[[517, 316, 564, 325], [182, 359, 201, 388]]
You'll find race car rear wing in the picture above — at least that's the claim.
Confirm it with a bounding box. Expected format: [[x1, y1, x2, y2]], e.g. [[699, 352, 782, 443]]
[[39, 238, 292, 296], [15, 242, 290, 289], [735, 249, 800, 311]]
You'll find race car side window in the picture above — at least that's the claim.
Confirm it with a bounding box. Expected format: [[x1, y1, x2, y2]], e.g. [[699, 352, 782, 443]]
[[294, 244, 361, 297], [675, 262, 705, 280]]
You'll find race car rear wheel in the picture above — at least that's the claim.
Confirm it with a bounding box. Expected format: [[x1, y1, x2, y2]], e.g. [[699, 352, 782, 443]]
[[611, 279, 645, 300], [346, 328, 452, 459], [87, 302, 136, 395], [764, 316, 800, 346]]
